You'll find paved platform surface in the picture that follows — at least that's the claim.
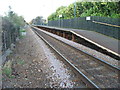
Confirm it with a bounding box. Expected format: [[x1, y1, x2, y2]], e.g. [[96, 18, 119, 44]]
[[37, 25, 120, 56], [72, 29, 119, 54]]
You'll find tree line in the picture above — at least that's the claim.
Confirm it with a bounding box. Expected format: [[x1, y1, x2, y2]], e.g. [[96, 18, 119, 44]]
[[30, 16, 46, 25], [3, 8, 25, 28], [48, 1, 120, 21]]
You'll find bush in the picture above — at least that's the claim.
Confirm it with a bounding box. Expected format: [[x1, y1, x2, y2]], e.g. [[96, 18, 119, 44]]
[[110, 13, 120, 18], [20, 29, 26, 32], [2, 61, 14, 78]]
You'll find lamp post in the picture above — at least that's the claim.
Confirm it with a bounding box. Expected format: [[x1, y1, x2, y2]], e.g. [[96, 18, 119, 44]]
[[74, 0, 76, 18], [59, 14, 62, 27]]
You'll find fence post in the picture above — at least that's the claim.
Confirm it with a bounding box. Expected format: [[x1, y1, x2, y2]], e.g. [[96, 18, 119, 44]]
[[0, 16, 2, 89]]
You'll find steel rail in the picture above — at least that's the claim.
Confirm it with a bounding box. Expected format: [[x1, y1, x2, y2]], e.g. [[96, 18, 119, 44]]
[[32, 26, 120, 88], [33, 26, 120, 73], [35, 25, 120, 59], [33, 29, 100, 89]]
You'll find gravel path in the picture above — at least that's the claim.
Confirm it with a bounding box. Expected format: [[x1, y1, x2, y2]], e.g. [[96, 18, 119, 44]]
[[2, 26, 86, 88]]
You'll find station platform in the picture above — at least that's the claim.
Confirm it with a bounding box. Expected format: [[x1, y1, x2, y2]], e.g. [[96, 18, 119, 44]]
[[35, 25, 120, 57]]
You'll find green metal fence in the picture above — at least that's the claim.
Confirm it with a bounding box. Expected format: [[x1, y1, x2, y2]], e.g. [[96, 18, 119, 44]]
[[48, 16, 120, 39]]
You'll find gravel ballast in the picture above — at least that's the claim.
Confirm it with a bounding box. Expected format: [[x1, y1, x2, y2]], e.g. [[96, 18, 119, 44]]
[[35, 28, 118, 88], [37, 28, 118, 68], [2, 26, 86, 88]]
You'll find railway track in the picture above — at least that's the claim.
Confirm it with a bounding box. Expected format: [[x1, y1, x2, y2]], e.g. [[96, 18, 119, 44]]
[[32, 26, 119, 88]]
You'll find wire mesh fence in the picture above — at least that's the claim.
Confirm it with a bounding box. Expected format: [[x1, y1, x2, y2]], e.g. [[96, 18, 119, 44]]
[[2, 17, 20, 55], [48, 16, 120, 39]]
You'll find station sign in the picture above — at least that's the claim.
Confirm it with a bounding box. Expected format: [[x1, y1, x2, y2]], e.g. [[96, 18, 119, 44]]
[[86, 16, 91, 21]]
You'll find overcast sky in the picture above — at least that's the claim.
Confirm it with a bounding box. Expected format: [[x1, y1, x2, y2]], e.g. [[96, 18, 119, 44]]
[[0, 0, 76, 22]]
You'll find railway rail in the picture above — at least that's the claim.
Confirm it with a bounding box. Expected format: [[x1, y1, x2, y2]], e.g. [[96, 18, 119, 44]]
[[36, 25, 120, 60], [32, 26, 119, 88]]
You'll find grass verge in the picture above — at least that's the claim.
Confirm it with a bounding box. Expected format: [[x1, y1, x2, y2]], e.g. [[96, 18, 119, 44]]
[[2, 60, 14, 78]]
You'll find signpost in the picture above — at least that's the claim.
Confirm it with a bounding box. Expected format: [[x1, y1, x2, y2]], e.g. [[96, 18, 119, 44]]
[[86, 16, 91, 21], [74, 0, 76, 18], [59, 15, 62, 27]]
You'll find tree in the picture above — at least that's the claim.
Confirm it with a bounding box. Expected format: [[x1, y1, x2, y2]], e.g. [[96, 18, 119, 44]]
[[4, 10, 25, 28], [48, 6, 67, 20], [31, 16, 46, 25], [48, 1, 120, 21]]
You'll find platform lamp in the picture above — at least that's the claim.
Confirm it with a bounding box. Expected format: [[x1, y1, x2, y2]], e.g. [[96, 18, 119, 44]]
[[74, 0, 76, 18], [59, 14, 62, 28]]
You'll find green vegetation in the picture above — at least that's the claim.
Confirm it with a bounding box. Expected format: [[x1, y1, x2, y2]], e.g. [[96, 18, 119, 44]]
[[30, 16, 46, 25], [2, 61, 14, 78], [19, 29, 26, 39], [4, 7, 25, 28], [17, 59, 25, 65], [2, 8, 26, 53], [2, 58, 25, 78], [48, 1, 120, 21], [2, 6, 26, 79], [20, 29, 26, 32], [2, 6, 26, 42], [3, 6, 26, 38]]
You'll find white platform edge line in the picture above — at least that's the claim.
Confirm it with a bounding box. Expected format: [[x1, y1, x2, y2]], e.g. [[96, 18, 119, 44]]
[[70, 31, 120, 57]]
